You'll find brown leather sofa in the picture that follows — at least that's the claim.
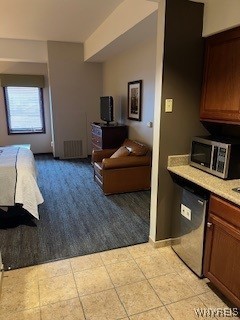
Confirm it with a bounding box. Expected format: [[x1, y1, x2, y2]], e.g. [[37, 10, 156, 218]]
[[92, 139, 151, 195]]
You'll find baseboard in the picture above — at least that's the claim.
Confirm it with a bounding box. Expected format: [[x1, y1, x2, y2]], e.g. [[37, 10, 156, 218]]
[[34, 152, 54, 156], [149, 236, 173, 248], [171, 237, 181, 246]]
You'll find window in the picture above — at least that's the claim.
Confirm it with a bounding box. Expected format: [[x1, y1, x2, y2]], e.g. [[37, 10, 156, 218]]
[[4, 86, 45, 134]]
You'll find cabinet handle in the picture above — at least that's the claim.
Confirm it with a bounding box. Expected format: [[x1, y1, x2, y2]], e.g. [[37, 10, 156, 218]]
[[207, 222, 212, 228]]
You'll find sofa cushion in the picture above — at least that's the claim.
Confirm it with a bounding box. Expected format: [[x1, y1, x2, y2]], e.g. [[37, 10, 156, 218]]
[[122, 139, 148, 156], [102, 156, 151, 170], [110, 146, 130, 158]]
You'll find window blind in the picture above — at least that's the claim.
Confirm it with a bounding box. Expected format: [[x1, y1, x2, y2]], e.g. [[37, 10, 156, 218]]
[[5, 87, 45, 134]]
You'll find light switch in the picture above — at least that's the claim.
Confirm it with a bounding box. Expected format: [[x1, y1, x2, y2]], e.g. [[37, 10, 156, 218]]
[[165, 99, 173, 112]]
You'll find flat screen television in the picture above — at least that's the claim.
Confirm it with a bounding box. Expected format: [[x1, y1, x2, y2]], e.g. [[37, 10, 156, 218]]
[[100, 96, 113, 125]]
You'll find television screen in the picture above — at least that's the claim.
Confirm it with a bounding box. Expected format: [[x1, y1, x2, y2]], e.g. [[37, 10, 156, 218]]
[[100, 96, 113, 124]]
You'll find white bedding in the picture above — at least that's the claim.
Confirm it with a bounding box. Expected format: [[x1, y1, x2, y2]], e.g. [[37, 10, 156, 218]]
[[0, 147, 43, 219]]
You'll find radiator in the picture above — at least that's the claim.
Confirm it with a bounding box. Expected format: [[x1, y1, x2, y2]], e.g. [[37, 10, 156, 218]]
[[63, 140, 83, 159]]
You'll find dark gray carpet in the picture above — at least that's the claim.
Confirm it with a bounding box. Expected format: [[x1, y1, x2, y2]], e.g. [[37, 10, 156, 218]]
[[0, 154, 150, 270]]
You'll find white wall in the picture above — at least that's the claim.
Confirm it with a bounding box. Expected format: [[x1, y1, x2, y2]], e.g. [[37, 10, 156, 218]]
[[47, 41, 102, 158], [149, 0, 166, 242], [0, 39, 47, 63], [102, 37, 157, 147], [0, 61, 52, 153], [203, 0, 240, 36]]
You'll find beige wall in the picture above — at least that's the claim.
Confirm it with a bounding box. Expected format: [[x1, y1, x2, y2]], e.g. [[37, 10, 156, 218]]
[[203, 0, 240, 36], [0, 39, 47, 63], [102, 37, 157, 147], [155, 0, 208, 241], [47, 41, 102, 158], [0, 61, 52, 153]]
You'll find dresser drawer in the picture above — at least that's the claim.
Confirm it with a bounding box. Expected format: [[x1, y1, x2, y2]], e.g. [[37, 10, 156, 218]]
[[92, 134, 102, 148], [91, 123, 128, 151], [209, 195, 240, 229], [92, 126, 102, 136], [92, 143, 102, 151]]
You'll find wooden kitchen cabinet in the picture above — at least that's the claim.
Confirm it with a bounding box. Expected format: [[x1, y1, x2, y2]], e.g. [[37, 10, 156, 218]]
[[200, 26, 240, 124], [204, 194, 240, 307]]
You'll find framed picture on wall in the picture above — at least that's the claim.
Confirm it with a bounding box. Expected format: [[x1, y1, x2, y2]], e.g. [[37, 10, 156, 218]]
[[128, 80, 142, 121]]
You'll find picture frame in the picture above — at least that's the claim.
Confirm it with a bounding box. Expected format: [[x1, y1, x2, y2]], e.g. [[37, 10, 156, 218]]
[[128, 80, 142, 121]]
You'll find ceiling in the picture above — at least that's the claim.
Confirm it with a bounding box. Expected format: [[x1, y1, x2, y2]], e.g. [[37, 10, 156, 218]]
[[0, 0, 124, 42], [0, 0, 206, 62], [88, 11, 158, 62]]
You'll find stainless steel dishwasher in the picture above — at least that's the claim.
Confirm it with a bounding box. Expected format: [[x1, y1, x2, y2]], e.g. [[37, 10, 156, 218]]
[[171, 180, 209, 277]]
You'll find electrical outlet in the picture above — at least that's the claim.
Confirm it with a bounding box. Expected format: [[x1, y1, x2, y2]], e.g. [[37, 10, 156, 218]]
[[181, 204, 191, 220]]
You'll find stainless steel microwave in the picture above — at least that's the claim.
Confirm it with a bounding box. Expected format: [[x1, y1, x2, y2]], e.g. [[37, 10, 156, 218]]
[[190, 136, 240, 179]]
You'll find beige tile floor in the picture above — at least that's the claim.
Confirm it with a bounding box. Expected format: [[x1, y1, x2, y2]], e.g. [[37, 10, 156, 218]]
[[0, 243, 237, 320]]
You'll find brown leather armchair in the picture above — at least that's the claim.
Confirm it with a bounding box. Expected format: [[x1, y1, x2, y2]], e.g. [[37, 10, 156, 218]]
[[92, 139, 151, 195]]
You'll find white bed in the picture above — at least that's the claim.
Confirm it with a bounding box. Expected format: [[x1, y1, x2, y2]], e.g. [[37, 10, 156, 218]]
[[0, 147, 43, 219]]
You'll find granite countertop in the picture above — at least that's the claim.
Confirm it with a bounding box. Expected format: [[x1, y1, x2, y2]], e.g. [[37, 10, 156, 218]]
[[167, 155, 240, 207]]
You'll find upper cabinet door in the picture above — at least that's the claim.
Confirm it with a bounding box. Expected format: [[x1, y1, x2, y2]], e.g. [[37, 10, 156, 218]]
[[200, 27, 240, 124]]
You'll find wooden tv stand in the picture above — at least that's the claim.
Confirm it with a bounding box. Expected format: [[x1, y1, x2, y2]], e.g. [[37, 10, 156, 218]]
[[91, 123, 128, 150]]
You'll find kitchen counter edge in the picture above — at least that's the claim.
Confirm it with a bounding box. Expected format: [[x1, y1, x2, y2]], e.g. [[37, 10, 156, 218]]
[[167, 155, 240, 207]]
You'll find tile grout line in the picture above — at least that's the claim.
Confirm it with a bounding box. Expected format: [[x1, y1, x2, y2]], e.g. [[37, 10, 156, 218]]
[[72, 264, 109, 277], [0, 307, 41, 319], [37, 262, 79, 311], [165, 295, 217, 320], [195, 290, 230, 318], [134, 254, 178, 281], [35, 265, 42, 319], [111, 285, 129, 318], [101, 257, 134, 266], [37, 261, 72, 282], [127, 244, 175, 319], [0, 272, 42, 316], [38, 278, 43, 320], [0, 250, 181, 316], [69, 253, 105, 272], [71, 261, 116, 298], [164, 292, 212, 308], [0, 245, 226, 319], [70, 259, 87, 320], [126, 245, 175, 319], [175, 269, 211, 295], [102, 247, 155, 291], [127, 245, 166, 306], [131, 306, 174, 319], [100, 253, 129, 319], [128, 245, 211, 317]]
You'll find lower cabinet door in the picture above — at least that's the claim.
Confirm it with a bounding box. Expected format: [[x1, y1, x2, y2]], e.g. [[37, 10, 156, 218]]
[[204, 214, 240, 307]]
